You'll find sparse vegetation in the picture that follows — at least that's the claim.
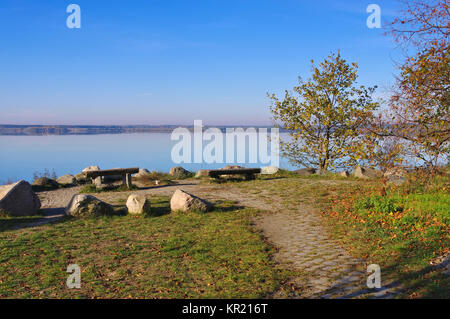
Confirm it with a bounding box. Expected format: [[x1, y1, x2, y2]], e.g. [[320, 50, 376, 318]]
[[33, 169, 57, 181]]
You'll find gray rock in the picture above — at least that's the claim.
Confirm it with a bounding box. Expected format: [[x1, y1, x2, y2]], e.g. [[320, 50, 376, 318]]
[[294, 168, 317, 175], [82, 166, 100, 174], [0, 181, 41, 216], [169, 166, 191, 178], [65, 194, 115, 217], [126, 194, 152, 215], [339, 171, 349, 177], [170, 189, 211, 213], [195, 170, 210, 178], [57, 174, 77, 185], [261, 166, 279, 175], [353, 166, 382, 179], [80, 166, 100, 184], [74, 173, 89, 184], [134, 168, 152, 179]]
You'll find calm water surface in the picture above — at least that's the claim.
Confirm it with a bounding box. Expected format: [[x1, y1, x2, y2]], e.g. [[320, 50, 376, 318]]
[[0, 133, 294, 183]]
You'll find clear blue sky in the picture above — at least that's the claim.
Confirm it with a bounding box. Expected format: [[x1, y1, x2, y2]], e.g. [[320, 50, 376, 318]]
[[0, 0, 402, 125]]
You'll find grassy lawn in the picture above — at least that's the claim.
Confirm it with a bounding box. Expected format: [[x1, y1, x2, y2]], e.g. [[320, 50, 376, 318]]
[[0, 196, 291, 298]]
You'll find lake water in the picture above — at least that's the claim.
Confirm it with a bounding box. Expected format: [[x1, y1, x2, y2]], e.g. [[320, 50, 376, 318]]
[[0, 133, 295, 183]]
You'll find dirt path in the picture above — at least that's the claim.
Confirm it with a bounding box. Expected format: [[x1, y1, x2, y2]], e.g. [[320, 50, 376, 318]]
[[31, 179, 400, 298]]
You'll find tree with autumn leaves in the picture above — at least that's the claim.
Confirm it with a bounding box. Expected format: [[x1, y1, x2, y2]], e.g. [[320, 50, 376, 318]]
[[269, 52, 379, 173], [270, 0, 448, 173], [384, 0, 449, 169]]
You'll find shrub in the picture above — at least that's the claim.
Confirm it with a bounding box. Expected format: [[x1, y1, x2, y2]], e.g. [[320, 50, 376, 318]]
[[354, 195, 403, 214]]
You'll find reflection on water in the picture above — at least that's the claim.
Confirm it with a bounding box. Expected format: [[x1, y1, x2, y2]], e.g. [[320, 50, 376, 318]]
[[0, 133, 294, 182]]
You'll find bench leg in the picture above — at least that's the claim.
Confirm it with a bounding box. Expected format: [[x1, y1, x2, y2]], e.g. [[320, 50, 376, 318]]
[[126, 173, 132, 189], [93, 177, 102, 187]]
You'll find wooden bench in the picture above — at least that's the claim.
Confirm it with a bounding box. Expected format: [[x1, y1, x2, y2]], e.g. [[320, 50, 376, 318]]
[[85, 168, 139, 189], [207, 168, 261, 180]]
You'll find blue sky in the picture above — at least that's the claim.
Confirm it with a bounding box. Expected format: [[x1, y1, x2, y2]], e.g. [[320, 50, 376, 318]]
[[0, 0, 403, 125]]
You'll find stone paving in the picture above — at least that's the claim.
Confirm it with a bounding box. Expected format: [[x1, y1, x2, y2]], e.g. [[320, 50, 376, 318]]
[[252, 205, 402, 298]]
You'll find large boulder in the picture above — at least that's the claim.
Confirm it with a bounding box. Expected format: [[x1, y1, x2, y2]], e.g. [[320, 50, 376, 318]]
[[339, 171, 349, 177], [32, 177, 59, 190], [126, 194, 152, 215], [74, 173, 89, 184], [261, 166, 279, 175], [294, 168, 316, 175], [353, 166, 382, 179], [57, 174, 77, 185], [195, 170, 210, 178], [384, 167, 408, 185], [0, 181, 41, 216], [169, 166, 192, 179], [82, 166, 100, 174], [170, 189, 212, 213], [65, 194, 115, 217], [134, 168, 152, 179]]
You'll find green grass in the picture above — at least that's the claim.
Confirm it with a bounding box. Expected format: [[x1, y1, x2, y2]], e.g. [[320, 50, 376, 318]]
[[0, 196, 291, 298], [321, 173, 450, 298]]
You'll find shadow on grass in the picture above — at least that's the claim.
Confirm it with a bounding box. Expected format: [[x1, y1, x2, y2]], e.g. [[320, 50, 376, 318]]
[[212, 204, 246, 213], [0, 207, 69, 233], [138, 197, 246, 217], [377, 251, 450, 299]]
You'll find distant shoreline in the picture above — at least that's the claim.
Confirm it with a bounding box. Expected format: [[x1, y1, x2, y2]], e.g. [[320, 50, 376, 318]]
[[0, 125, 286, 136]]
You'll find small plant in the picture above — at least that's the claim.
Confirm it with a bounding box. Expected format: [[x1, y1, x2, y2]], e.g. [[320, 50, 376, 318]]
[[0, 209, 11, 217], [354, 195, 403, 214]]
